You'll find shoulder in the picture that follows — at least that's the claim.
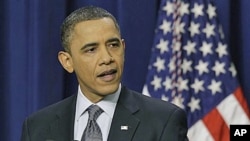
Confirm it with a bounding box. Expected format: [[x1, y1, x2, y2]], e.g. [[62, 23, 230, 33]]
[[26, 94, 76, 123], [121, 86, 187, 119], [21, 95, 77, 140]]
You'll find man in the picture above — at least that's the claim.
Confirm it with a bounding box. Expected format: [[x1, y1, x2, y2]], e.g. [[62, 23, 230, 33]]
[[21, 6, 188, 141]]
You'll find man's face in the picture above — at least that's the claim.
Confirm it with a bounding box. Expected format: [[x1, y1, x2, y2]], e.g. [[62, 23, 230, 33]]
[[65, 18, 125, 102]]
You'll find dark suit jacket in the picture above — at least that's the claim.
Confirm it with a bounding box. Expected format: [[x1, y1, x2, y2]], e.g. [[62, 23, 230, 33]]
[[21, 86, 188, 141]]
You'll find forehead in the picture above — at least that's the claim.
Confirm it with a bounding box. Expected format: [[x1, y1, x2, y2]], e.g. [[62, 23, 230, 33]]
[[73, 18, 119, 36]]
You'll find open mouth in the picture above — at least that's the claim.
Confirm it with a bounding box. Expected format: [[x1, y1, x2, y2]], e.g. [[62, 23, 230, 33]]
[[97, 69, 117, 78]]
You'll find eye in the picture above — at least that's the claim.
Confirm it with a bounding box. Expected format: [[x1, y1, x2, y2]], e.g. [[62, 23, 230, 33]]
[[84, 47, 97, 53], [108, 42, 120, 48]]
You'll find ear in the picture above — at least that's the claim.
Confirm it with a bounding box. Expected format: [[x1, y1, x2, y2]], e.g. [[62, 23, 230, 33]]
[[121, 39, 126, 61], [121, 39, 125, 49], [58, 51, 74, 73]]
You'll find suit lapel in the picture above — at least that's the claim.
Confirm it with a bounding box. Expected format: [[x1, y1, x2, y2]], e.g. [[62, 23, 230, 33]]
[[45, 95, 77, 141], [49, 112, 74, 141], [108, 87, 140, 141]]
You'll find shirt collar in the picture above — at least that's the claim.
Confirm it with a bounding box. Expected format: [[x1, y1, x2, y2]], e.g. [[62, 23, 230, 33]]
[[75, 84, 121, 120]]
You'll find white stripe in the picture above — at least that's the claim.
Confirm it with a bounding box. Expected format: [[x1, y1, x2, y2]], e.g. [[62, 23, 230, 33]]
[[142, 85, 151, 97], [217, 94, 250, 125], [188, 120, 214, 141]]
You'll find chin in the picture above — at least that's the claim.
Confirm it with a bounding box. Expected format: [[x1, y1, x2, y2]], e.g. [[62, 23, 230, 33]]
[[99, 83, 119, 95]]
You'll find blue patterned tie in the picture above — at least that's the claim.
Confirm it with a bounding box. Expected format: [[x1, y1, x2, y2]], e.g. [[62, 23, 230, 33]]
[[81, 105, 103, 141]]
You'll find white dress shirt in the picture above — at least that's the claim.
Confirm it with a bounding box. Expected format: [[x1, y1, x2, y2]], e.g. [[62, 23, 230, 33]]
[[74, 84, 121, 141]]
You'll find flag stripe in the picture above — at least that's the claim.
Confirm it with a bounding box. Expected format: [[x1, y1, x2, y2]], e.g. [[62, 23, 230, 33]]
[[142, 85, 150, 97], [234, 87, 250, 119], [188, 120, 214, 141], [217, 90, 250, 125], [203, 108, 229, 141]]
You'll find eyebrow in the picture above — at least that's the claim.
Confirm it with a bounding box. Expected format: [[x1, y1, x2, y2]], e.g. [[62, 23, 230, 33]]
[[105, 37, 120, 44], [80, 42, 98, 50], [80, 37, 121, 50]]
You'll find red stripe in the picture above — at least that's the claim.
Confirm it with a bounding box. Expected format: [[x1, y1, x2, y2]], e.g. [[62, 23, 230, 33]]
[[202, 108, 229, 141], [234, 87, 250, 119]]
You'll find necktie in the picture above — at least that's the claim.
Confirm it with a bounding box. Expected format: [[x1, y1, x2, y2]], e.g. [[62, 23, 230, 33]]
[[81, 105, 104, 141]]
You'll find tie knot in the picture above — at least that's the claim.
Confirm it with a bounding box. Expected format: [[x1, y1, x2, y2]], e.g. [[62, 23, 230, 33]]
[[87, 105, 103, 121]]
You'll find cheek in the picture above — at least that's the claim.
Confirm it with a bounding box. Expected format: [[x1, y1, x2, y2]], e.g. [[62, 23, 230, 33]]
[[113, 48, 125, 60], [116, 55, 125, 71], [77, 64, 96, 83], [73, 58, 95, 76]]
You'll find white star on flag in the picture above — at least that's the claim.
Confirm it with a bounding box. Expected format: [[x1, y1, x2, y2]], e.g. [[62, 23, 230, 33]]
[[153, 57, 166, 72], [207, 4, 216, 19], [216, 42, 228, 58], [191, 78, 205, 94], [183, 41, 196, 55], [188, 21, 200, 37], [156, 39, 169, 54], [159, 20, 172, 35], [188, 97, 201, 112], [195, 60, 209, 75], [191, 3, 204, 18], [181, 59, 192, 74], [179, 2, 190, 16], [212, 61, 226, 76], [163, 1, 174, 16], [199, 41, 213, 56], [208, 79, 222, 95], [202, 23, 215, 38]]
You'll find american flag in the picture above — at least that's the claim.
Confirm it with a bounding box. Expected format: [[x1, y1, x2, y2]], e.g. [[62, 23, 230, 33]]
[[142, 0, 250, 140]]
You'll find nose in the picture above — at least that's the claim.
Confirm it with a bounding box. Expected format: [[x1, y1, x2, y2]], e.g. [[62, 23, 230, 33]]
[[99, 47, 114, 65]]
